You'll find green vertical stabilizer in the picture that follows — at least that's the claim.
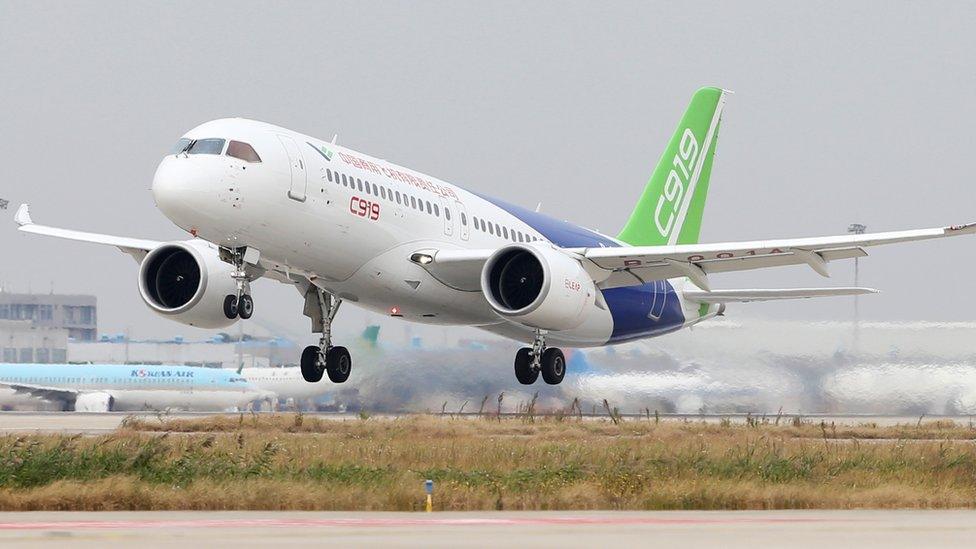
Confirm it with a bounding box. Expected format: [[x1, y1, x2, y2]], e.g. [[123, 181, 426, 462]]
[[617, 87, 729, 246]]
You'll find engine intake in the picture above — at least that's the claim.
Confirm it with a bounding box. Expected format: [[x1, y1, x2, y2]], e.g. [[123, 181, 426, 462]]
[[142, 246, 203, 309], [486, 248, 546, 311], [481, 244, 595, 332], [138, 241, 238, 328]]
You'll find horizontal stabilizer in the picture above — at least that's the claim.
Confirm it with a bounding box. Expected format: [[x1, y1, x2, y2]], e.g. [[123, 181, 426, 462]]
[[684, 287, 879, 304]]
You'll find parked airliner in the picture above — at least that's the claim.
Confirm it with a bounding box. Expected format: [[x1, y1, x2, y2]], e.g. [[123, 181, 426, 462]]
[[0, 363, 270, 411], [14, 87, 976, 386]]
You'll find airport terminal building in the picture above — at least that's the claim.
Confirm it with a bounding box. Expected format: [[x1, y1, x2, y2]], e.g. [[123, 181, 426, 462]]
[[0, 320, 68, 363], [0, 292, 97, 342], [0, 292, 96, 363]]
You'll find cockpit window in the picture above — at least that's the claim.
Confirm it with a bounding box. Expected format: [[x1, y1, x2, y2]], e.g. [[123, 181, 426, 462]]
[[227, 140, 262, 163], [171, 138, 192, 155], [186, 138, 226, 155]]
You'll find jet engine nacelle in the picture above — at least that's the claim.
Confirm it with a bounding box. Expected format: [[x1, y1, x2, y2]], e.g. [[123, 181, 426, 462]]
[[481, 244, 596, 332], [138, 240, 238, 329], [74, 392, 115, 412]]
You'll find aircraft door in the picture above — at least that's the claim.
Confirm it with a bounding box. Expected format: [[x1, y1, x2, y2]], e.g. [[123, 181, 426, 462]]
[[277, 135, 307, 202], [439, 197, 454, 237], [454, 200, 469, 241]]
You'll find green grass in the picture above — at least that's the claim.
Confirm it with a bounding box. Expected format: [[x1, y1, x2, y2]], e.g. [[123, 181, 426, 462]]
[[0, 415, 974, 510]]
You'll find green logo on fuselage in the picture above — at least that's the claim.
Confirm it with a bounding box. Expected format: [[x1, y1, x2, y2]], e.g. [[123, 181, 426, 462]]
[[307, 142, 333, 161]]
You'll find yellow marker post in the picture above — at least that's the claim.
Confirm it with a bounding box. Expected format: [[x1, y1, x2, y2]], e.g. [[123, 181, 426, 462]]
[[424, 479, 434, 512]]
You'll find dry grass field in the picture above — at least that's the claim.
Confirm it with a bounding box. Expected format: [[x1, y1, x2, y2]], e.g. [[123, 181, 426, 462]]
[[1, 414, 975, 511]]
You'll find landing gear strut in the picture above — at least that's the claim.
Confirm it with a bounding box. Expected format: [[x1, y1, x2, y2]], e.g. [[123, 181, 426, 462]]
[[514, 330, 565, 385], [300, 287, 351, 383], [223, 248, 254, 320]]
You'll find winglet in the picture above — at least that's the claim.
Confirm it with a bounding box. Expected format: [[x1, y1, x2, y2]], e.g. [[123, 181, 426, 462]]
[[14, 203, 32, 226]]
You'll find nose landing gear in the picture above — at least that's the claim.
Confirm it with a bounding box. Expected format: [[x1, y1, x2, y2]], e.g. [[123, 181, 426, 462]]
[[514, 330, 566, 385], [223, 247, 254, 320], [300, 286, 352, 383]]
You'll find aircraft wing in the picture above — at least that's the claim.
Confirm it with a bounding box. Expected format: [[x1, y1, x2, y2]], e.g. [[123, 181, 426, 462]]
[[15, 203, 160, 261], [0, 381, 79, 403], [577, 222, 976, 290], [420, 222, 976, 292]]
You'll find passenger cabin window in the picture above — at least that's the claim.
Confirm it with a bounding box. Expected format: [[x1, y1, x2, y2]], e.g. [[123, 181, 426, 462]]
[[227, 140, 262, 162], [186, 138, 225, 155]]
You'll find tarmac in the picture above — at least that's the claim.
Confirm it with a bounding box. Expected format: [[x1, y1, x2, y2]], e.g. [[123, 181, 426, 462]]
[[0, 510, 973, 547]]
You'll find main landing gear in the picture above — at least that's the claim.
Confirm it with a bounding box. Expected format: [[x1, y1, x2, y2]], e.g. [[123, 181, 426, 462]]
[[223, 248, 254, 320], [300, 287, 351, 383], [514, 330, 566, 385]]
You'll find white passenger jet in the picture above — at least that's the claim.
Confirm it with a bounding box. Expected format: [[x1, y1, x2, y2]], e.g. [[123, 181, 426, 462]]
[[14, 87, 976, 386]]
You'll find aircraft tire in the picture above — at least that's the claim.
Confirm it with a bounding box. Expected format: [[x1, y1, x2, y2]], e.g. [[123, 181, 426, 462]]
[[326, 346, 352, 383], [238, 294, 254, 319], [540, 348, 566, 385], [300, 345, 324, 382], [223, 295, 239, 319], [514, 347, 538, 385]]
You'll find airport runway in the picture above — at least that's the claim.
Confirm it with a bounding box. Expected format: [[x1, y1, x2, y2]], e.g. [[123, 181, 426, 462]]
[[0, 510, 973, 547], [1, 411, 973, 434]]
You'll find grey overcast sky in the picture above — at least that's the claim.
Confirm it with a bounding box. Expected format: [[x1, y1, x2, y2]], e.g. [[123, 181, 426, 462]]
[[2, 1, 975, 341]]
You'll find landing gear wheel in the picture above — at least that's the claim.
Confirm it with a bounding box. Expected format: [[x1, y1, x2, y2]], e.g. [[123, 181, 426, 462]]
[[514, 347, 538, 385], [299, 286, 346, 384], [540, 348, 566, 385], [300, 345, 324, 382], [326, 346, 352, 383], [223, 295, 238, 319], [238, 294, 254, 319]]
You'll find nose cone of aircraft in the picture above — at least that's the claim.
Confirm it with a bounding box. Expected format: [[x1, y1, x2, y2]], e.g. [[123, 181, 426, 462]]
[[152, 156, 218, 230]]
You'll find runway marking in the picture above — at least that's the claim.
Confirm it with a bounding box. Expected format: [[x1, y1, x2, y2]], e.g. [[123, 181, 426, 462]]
[[0, 516, 863, 531]]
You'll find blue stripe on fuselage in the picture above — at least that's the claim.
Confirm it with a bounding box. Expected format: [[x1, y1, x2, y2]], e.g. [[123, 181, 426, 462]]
[[469, 191, 620, 248], [471, 191, 686, 342]]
